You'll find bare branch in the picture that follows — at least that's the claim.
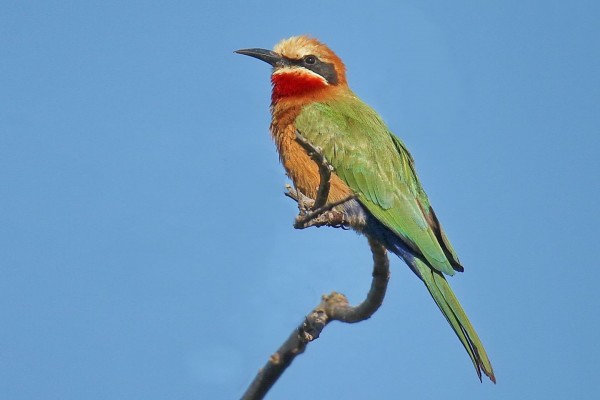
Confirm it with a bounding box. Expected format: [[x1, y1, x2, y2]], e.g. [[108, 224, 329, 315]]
[[294, 130, 333, 210], [241, 238, 390, 400], [328, 238, 389, 323]]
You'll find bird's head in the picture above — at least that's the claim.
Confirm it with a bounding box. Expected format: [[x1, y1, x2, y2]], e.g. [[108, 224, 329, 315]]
[[236, 36, 347, 104]]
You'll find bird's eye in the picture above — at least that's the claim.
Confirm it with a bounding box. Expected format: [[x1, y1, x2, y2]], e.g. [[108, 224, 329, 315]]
[[304, 55, 317, 65]]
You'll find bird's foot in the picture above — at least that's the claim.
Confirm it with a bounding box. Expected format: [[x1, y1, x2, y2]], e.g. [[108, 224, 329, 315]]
[[285, 184, 354, 229], [293, 195, 355, 229]]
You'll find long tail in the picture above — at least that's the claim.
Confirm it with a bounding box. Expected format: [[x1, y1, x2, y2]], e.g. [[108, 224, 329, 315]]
[[411, 256, 496, 383], [345, 199, 495, 382]]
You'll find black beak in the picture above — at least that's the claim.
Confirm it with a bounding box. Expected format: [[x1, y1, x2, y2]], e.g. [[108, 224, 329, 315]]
[[234, 48, 287, 67]]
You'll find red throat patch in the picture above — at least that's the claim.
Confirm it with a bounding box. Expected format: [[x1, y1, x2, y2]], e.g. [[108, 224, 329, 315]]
[[271, 70, 328, 103]]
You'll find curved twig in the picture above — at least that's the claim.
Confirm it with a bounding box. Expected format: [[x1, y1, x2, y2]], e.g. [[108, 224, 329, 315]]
[[241, 238, 390, 400], [294, 130, 333, 210]]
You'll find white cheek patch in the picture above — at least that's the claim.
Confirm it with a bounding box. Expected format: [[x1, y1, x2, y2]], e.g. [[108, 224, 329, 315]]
[[273, 67, 329, 85]]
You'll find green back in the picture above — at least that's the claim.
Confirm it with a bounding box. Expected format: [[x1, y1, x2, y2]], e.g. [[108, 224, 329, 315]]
[[295, 94, 460, 276]]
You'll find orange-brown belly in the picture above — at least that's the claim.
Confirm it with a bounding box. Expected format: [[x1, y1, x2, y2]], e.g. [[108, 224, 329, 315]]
[[273, 124, 353, 203]]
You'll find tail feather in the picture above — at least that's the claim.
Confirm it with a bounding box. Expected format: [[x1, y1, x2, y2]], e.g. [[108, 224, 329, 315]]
[[347, 200, 495, 382], [412, 256, 496, 383]]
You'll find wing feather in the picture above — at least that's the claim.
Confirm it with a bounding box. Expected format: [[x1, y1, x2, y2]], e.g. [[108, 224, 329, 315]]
[[296, 97, 461, 275]]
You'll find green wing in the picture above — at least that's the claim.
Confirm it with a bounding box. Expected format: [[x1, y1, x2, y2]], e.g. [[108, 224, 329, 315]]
[[295, 96, 462, 276]]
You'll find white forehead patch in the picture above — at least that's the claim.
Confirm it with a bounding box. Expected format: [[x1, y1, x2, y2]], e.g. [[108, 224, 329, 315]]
[[273, 36, 320, 60]]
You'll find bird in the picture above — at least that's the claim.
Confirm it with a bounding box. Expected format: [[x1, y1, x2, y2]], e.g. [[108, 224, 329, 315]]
[[235, 35, 495, 383]]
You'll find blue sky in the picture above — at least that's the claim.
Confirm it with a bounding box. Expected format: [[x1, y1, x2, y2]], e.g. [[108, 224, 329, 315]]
[[1, 1, 599, 399]]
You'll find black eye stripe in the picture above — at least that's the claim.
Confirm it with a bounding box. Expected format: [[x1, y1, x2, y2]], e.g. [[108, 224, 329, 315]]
[[289, 55, 339, 85]]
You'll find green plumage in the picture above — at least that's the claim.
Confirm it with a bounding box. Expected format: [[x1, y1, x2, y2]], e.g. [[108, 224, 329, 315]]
[[295, 93, 495, 382]]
